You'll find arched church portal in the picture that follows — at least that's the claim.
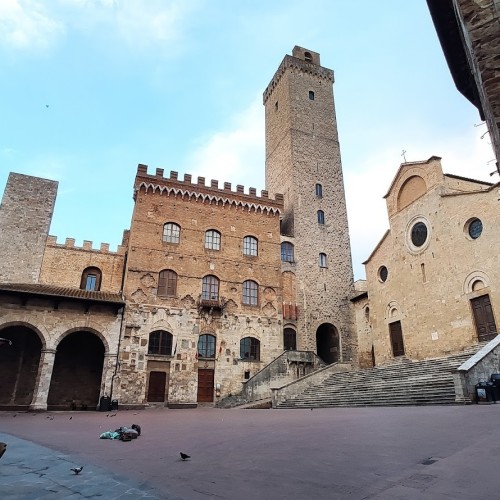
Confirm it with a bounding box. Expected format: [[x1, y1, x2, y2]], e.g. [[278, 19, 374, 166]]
[[47, 331, 105, 411], [0, 325, 42, 408], [316, 323, 340, 364]]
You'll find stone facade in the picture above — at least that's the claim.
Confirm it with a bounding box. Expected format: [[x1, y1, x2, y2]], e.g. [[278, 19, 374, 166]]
[[359, 156, 500, 365], [263, 46, 356, 363], [116, 167, 284, 407]]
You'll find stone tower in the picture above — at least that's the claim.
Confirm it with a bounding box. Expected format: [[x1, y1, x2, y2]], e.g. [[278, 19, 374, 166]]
[[0, 173, 58, 283], [263, 46, 356, 363]]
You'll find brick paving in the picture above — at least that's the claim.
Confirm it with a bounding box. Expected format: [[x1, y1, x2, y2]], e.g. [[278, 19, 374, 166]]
[[1, 405, 500, 499]]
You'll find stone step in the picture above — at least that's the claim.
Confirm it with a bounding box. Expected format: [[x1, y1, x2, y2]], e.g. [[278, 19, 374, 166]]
[[275, 348, 482, 409]]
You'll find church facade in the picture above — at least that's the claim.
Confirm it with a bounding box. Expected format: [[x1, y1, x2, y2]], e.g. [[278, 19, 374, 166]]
[[355, 156, 499, 368]]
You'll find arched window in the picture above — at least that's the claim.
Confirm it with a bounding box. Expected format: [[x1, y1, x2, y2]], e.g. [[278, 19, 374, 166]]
[[284, 328, 297, 351], [315, 183, 323, 198], [202, 275, 219, 301], [281, 242, 294, 263], [198, 334, 216, 358], [319, 253, 328, 268], [205, 229, 221, 250], [243, 236, 258, 256], [242, 280, 258, 306], [148, 330, 173, 355], [163, 222, 180, 244], [309, 90, 315, 100], [158, 269, 177, 297], [240, 337, 260, 360], [80, 267, 102, 291], [317, 210, 325, 225], [304, 51, 312, 62]]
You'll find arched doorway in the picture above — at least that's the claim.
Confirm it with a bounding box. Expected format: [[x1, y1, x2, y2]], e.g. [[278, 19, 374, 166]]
[[316, 323, 339, 364], [0, 325, 42, 408], [48, 331, 105, 410], [284, 328, 297, 350]]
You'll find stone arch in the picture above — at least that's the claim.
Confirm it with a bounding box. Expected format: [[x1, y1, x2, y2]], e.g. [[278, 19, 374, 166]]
[[385, 301, 402, 321], [0, 322, 44, 408], [397, 175, 427, 211], [53, 322, 111, 353], [464, 270, 490, 294], [316, 323, 340, 364], [0, 320, 48, 349]]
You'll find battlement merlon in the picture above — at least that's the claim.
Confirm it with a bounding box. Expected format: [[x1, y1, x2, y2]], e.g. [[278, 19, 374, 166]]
[[46, 235, 127, 255], [263, 47, 334, 105], [134, 164, 284, 211]]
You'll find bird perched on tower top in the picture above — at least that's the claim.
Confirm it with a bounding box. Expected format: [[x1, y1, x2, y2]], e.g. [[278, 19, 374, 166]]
[[180, 452, 190, 461]]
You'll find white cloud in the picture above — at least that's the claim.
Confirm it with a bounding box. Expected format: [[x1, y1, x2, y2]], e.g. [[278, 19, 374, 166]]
[[185, 97, 265, 191], [0, 0, 65, 50]]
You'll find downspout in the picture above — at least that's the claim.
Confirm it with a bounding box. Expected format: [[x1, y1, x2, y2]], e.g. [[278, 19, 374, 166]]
[[110, 250, 128, 401]]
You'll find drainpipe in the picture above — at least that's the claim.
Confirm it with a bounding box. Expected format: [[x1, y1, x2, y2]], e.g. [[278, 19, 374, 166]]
[[109, 250, 128, 401]]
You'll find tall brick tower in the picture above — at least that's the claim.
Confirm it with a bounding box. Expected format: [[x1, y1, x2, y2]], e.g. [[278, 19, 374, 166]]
[[263, 46, 356, 363]]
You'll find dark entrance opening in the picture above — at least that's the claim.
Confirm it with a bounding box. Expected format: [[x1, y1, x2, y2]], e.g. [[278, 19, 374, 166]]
[[47, 331, 105, 411], [389, 321, 405, 357], [0, 325, 42, 409], [147, 371, 167, 402], [197, 369, 214, 402], [284, 328, 297, 350], [316, 323, 339, 364], [471, 294, 497, 342]]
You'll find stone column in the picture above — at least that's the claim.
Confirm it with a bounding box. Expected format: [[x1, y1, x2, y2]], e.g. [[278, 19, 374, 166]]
[[101, 353, 118, 400], [30, 348, 56, 411]]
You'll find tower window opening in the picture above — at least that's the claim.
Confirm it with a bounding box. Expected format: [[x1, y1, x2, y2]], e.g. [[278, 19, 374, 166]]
[[275, 101, 278, 111], [304, 52, 312, 62], [319, 253, 327, 268], [317, 210, 325, 225], [309, 91, 315, 100], [315, 183, 323, 198]]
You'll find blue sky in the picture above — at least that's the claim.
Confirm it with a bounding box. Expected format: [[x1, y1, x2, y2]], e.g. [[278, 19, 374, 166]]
[[0, 0, 495, 280]]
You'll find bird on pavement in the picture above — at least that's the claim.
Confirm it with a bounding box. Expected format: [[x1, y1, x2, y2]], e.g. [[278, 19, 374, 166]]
[[0, 442, 7, 459], [180, 452, 190, 461], [70, 466, 83, 475]]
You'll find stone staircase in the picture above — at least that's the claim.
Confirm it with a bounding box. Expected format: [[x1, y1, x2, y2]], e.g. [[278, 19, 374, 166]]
[[275, 348, 482, 409]]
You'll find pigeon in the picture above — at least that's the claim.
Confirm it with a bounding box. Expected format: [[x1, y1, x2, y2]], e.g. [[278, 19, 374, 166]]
[[70, 466, 83, 475], [131, 424, 141, 436], [69, 416, 73, 420], [180, 452, 190, 461], [0, 442, 6, 459]]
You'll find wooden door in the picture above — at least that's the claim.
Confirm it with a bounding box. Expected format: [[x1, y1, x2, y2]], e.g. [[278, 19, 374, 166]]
[[389, 321, 405, 357], [147, 371, 167, 402], [471, 295, 497, 342], [197, 369, 214, 402]]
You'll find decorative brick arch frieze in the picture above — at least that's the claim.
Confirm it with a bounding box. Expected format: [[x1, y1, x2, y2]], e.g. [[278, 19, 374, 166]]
[[0, 317, 48, 349]]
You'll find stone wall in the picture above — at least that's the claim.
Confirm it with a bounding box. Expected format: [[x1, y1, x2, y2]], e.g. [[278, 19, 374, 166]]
[[0, 173, 58, 284], [454, 335, 500, 402]]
